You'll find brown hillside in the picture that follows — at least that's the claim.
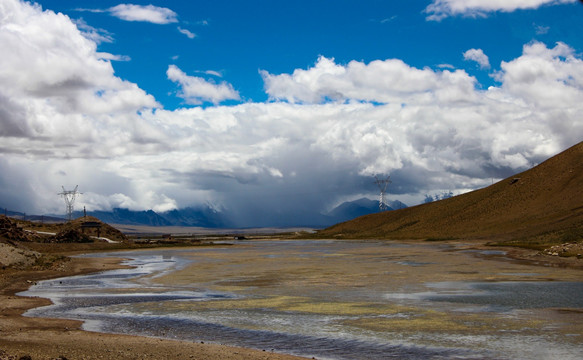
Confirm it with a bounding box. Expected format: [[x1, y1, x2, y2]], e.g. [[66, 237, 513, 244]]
[[62, 216, 128, 243], [318, 141, 583, 245]]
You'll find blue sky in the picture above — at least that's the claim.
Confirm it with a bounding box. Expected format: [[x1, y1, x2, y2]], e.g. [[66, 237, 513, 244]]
[[33, 0, 583, 107], [1, 0, 582, 226]]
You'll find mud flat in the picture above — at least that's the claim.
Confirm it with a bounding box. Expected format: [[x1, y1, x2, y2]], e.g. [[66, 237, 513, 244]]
[[0, 255, 305, 360], [13, 240, 583, 360]]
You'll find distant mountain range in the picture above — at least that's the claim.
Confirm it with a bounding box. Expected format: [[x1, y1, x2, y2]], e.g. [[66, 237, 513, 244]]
[[74, 198, 407, 228], [1, 209, 64, 223], [325, 198, 406, 224], [317, 141, 583, 243], [1, 197, 406, 229], [76, 206, 229, 228]]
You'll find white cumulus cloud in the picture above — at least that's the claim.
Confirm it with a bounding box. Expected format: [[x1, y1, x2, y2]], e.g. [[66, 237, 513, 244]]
[[1, 0, 582, 223], [260, 56, 477, 105], [108, 4, 178, 24], [463, 48, 491, 69], [426, 0, 577, 21], [496, 41, 583, 109], [0, 0, 158, 150], [167, 65, 240, 105]]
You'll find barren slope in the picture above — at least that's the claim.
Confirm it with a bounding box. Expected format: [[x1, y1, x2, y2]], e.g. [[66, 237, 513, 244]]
[[318, 141, 583, 245]]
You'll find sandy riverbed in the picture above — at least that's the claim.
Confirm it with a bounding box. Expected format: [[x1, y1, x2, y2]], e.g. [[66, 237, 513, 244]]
[[1, 239, 582, 359], [0, 256, 306, 360]]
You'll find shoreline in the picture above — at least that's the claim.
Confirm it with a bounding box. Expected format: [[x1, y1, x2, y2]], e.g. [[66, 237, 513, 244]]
[[0, 254, 307, 360], [1, 239, 582, 360]]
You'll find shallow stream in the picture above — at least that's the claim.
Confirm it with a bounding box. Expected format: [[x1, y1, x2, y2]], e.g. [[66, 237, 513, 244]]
[[21, 240, 583, 359]]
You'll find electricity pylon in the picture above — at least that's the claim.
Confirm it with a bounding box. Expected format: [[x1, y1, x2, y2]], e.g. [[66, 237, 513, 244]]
[[373, 175, 391, 211], [58, 185, 81, 221]]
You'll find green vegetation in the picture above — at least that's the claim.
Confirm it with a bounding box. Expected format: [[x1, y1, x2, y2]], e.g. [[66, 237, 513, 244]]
[[491, 227, 583, 250], [424, 237, 458, 242], [32, 253, 69, 270]]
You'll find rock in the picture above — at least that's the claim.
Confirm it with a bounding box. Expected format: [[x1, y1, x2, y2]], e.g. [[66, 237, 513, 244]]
[[0, 216, 33, 242], [50, 229, 92, 243], [0, 243, 41, 269]]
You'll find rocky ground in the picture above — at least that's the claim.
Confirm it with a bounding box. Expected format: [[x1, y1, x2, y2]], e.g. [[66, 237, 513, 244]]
[[0, 243, 40, 269], [542, 242, 583, 258]]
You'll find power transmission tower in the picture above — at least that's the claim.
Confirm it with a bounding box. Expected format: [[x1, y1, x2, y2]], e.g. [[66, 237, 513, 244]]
[[58, 185, 81, 221], [373, 175, 391, 211]]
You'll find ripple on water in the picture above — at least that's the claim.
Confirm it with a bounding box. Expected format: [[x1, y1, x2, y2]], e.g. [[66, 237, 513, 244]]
[[424, 281, 583, 310], [19, 242, 583, 360]]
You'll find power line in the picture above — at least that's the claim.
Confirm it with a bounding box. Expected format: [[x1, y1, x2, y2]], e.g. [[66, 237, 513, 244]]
[[58, 185, 81, 221], [373, 175, 391, 212]]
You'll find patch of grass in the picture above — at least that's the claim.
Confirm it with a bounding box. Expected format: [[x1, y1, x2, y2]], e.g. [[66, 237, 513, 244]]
[[392, 220, 420, 232], [33, 254, 69, 270], [343, 309, 544, 335], [489, 240, 549, 251], [131, 295, 418, 318], [424, 237, 458, 242], [492, 227, 583, 250], [558, 227, 583, 243]]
